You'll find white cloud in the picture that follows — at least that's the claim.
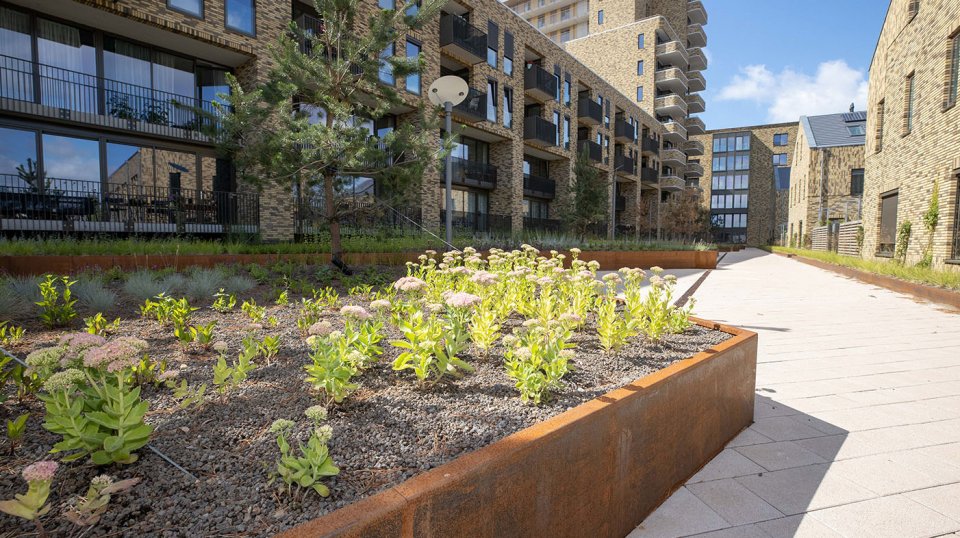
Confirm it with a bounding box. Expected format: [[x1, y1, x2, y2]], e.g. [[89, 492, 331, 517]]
[[716, 60, 868, 122]]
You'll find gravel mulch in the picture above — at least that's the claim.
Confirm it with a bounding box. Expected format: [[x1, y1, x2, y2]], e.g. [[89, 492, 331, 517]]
[[0, 264, 729, 537]]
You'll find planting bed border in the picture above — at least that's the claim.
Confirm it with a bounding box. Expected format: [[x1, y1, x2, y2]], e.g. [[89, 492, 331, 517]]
[[0, 250, 717, 276], [281, 317, 757, 538], [778, 252, 960, 311]]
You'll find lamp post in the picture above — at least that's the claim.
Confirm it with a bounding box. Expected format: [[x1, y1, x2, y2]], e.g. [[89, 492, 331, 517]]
[[428, 76, 469, 245]]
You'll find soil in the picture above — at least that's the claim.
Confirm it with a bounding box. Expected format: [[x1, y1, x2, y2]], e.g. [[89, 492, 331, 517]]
[[0, 263, 729, 537]]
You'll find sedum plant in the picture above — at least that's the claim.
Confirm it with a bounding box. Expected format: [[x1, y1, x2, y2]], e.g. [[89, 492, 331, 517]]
[[36, 274, 78, 328], [270, 411, 339, 497], [595, 273, 630, 352], [304, 332, 359, 405], [390, 310, 473, 385], [503, 321, 575, 404], [63, 475, 140, 527], [0, 460, 57, 533]]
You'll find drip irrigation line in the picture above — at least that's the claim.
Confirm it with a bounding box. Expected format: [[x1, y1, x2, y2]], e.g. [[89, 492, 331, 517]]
[[1, 345, 198, 482]]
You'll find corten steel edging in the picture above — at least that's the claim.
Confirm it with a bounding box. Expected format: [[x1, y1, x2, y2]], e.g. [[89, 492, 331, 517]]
[[281, 318, 757, 538], [0, 250, 717, 276], [775, 252, 960, 311]]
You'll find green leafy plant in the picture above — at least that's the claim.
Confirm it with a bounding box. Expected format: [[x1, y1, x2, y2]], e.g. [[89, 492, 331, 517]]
[[390, 310, 473, 385], [304, 332, 359, 405], [213, 342, 258, 395], [130, 355, 166, 387], [84, 313, 120, 337], [0, 460, 57, 533], [241, 299, 266, 323], [190, 321, 217, 350], [503, 322, 574, 404], [165, 377, 207, 409], [275, 289, 290, 307], [895, 220, 912, 265], [259, 334, 281, 364], [918, 180, 939, 268], [270, 417, 339, 498], [63, 475, 140, 527], [6, 413, 28, 455], [36, 274, 78, 328], [0, 320, 25, 345], [212, 289, 237, 313]]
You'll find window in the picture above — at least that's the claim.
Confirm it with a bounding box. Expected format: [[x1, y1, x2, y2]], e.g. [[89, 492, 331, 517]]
[[637, 33, 645, 49], [504, 32, 514, 76], [168, 0, 202, 17], [850, 168, 864, 196], [442, 189, 488, 214], [537, 16, 544, 28], [225, 0, 255, 35], [561, 7, 570, 20], [735, 154, 750, 170], [487, 21, 498, 69], [486, 80, 497, 122], [712, 156, 726, 172], [773, 133, 788, 146], [847, 125, 866, 136], [597, 10, 604, 25], [904, 72, 915, 134], [735, 134, 750, 151], [603, 135, 609, 164], [525, 198, 549, 219], [559, 29, 570, 42], [876, 98, 886, 152], [379, 43, 395, 85], [772, 153, 788, 166], [713, 137, 727, 152], [405, 40, 421, 94], [404, 0, 420, 16], [563, 116, 570, 149], [636, 86, 643, 102], [503, 87, 513, 128], [878, 190, 899, 254], [554, 111, 561, 145], [563, 74, 571, 105], [554, 66, 561, 101], [378, 0, 394, 8], [637, 60, 643, 76], [908, 0, 919, 20], [948, 31, 960, 108]]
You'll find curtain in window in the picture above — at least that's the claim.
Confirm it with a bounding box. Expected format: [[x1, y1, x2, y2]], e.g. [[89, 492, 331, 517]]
[[104, 38, 152, 121], [37, 19, 97, 112], [154, 51, 196, 128], [1, 7, 33, 101]]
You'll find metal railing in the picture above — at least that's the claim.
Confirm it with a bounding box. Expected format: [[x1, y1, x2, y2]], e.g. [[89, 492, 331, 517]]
[[642, 137, 660, 153], [577, 97, 602, 124], [523, 216, 561, 233], [441, 157, 497, 189], [296, 196, 422, 238], [640, 166, 659, 183], [523, 174, 556, 198], [524, 116, 558, 146], [615, 118, 637, 141], [0, 54, 225, 141], [453, 88, 487, 122], [440, 210, 511, 234], [615, 154, 636, 175], [577, 139, 602, 163], [0, 175, 258, 234], [524, 64, 558, 100], [439, 13, 487, 64]]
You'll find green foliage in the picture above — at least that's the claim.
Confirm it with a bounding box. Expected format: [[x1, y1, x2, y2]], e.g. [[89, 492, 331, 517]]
[[140, 294, 197, 327], [468, 304, 500, 354], [0, 321, 25, 345], [304, 333, 358, 405], [503, 322, 574, 405], [566, 149, 608, 237], [246, 264, 270, 284], [168, 379, 207, 409], [84, 313, 120, 337], [895, 220, 912, 265], [74, 278, 117, 314], [6, 413, 28, 455], [918, 181, 939, 268], [271, 418, 339, 497], [769, 246, 960, 290], [36, 274, 78, 328], [190, 321, 217, 350], [596, 294, 629, 352], [0, 462, 55, 522], [130, 356, 166, 388], [212, 289, 238, 313], [275, 289, 290, 307], [63, 475, 140, 527], [390, 310, 473, 385], [213, 344, 258, 395], [259, 334, 281, 364], [241, 299, 267, 323]]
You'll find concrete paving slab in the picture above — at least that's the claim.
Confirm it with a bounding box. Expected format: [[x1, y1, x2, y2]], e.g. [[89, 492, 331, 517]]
[[687, 449, 766, 484], [628, 487, 728, 538], [736, 440, 828, 471], [828, 453, 949, 496], [684, 524, 769, 538], [725, 428, 775, 448], [904, 483, 960, 522], [687, 478, 784, 526], [757, 514, 844, 538], [748, 416, 833, 442], [735, 464, 877, 515], [809, 495, 959, 538]]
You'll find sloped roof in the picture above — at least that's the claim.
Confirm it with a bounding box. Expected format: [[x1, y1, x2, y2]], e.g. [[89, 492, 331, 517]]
[[800, 111, 866, 148]]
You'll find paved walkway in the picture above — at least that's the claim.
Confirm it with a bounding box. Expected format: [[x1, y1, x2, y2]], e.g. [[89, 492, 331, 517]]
[[630, 248, 960, 538]]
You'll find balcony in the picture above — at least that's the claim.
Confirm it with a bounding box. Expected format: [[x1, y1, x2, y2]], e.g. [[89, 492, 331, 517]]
[[615, 154, 636, 176], [523, 174, 557, 199], [452, 88, 487, 123], [577, 139, 603, 163], [615, 195, 626, 212], [687, 93, 705, 114], [0, 54, 224, 144], [294, 13, 324, 54], [655, 41, 688, 68], [524, 64, 558, 102], [442, 157, 497, 190], [655, 68, 688, 94], [615, 118, 637, 142], [524, 216, 561, 233], [640, 166, 659, 185], [684, 139, 704, 156], [661, 147, 686, 166], [0, 176, 259, 235], [687, 23, 707, 48], [688, 70, 706, 93], [655, 94, 687, 120], [685, 116, 706, 135], [439, 13, 487, 66], [688, 0, 707, 25], [689, 47, 707, 71], [523, 116, 558, 147], [685, 161, 704, 177], [577, 97, 602, 126], [660, 175, 686, 191], [662, 120, 688, 143], [641, 136, 661, 154], [440, 210, 511, 234]]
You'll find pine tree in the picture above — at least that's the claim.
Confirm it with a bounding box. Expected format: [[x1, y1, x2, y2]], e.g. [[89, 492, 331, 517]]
[[210, 0, 446, 264], [567, 149, 607, 237]]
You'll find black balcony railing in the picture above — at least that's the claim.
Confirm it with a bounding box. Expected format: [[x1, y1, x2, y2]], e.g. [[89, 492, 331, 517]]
[[640, 166, 659, 183], [452, 88, 487, 122], [615, 118, 637, 142], [577, 97, 602, 125], [577, 139, 603, 163], [294, 16, 364, 77], [524, 64, 558, 101], [0, 54, 225, 142], [524, 116, 558, 146], [615, 195, 626, 212], [440, 210, 511, 234], [524, 216, 561, 233], [523, 174, 556, 199], [0, 175, 258, 234], [441, 157, 497, 189], [642, 137, 660, 153], [439, 13, 487, 65], [615, 154, 636, 175], [296, 196, 422, 238]]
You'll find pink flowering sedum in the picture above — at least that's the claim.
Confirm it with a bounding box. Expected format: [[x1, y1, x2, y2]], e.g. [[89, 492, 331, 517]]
[[83, 337, 148, 373], [445, 292, 481, 309], [470, 271, 498, 286], [308, 320, 333, 336], [370, 299, 391, 310], [340, 305, 372, 320], [22, 461, 58, 483], [393, 276, 427, 292]]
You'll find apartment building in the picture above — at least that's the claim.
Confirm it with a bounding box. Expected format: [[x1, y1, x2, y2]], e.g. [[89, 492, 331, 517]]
[[0, 0, 663, 242], [507, 0, 590, 44], [863, 0, 960, 268], [692, 122, 798, 246], [786, 111, 866, 248]]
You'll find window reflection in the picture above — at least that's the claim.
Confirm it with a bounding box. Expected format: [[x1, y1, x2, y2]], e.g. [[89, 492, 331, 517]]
[[0, 125, 38, 190]]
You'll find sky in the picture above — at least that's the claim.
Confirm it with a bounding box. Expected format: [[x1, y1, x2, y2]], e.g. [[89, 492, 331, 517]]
[[700, 0, 889, 130]]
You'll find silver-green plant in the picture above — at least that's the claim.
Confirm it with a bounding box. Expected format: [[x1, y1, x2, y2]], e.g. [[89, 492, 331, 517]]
[[185, 268, 224, 301], [74, 278, 117, 314], [123, 271, 166, 301], [0, 460, 57, 533], [390, 310, 473, 385], [503, 321, 574, 404], [270, 414, 339, 497], [63, 475, 140, 527], [304, 332, 358, 405]]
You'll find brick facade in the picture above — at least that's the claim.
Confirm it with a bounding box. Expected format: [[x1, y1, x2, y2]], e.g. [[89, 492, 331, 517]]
[[863, 0, 960, 268]]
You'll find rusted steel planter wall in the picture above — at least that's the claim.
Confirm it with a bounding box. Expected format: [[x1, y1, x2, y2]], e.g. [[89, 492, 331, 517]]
[[0, 250, 717, 275], [282, 319, 757, 538]]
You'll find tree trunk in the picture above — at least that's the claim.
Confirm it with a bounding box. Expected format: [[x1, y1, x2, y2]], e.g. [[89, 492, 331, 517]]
[[324, 171, 342, 264]]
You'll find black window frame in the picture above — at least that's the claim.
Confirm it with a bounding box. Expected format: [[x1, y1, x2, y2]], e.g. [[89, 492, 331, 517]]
[[405, 38, 422, 95], [850, 168, 865, 196], [224, 0, 256, 36], [487, 21, 499, 70], [167, 0, 204, 19], [947, 29, 960, 109], [878, 189, 899, 256]]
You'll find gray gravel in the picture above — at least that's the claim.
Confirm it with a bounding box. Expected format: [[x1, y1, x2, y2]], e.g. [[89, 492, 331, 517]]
[[0, 267, 728, 537]]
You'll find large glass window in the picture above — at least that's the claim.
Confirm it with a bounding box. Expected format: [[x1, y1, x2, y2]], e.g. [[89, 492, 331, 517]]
[[450, 136, 489, 163], [103, 37, 152, 119], [524, 198, 549, 218], [773, 133, 788, 146], [503, 87, 513, 128], [225, 0, 255, 35], [42, 133, 101, 192], [486, 80, 497, 122], [168, 0, 203, 17], [950, 33, 960, 108], [772, 153, 787, 166], [36, 19, 97, 111], [442, 188, 488, 214], [379, 43, 395, 85], [405, 40, 421, 94], [879, 190, 899, 254], [847, 125, 866, 136], [850, 168, 865, 196], [0, 125, 38, 190]]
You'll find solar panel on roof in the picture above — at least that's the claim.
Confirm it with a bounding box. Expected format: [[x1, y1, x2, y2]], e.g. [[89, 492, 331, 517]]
[[842, 111, 866, 122]]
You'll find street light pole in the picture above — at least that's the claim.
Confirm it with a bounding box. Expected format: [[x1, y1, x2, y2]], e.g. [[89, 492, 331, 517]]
[[444, 101, 453, 244], [428, 76, 469, 246]]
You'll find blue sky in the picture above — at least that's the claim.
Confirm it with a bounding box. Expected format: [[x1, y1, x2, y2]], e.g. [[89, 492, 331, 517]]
[[701, 0, 889, 129]]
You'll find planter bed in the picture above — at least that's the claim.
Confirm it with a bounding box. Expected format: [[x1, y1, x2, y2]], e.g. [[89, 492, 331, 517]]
[[0, 253, 749, 537]]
